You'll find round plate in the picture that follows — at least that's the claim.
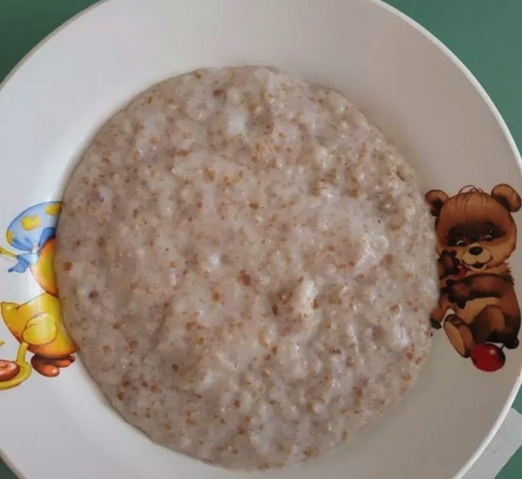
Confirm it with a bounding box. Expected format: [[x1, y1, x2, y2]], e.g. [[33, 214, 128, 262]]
[[0, 0, 521, 478]]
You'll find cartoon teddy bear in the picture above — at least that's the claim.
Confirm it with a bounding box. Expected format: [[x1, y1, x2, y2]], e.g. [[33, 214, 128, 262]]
[[425, 184, 520, 365]]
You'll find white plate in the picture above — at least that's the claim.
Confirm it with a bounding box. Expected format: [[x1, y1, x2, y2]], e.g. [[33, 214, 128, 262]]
[[0, 0, 521, 478]]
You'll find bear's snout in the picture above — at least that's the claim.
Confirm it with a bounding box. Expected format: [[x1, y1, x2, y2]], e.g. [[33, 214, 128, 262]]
[[461, 242, 493, 269]]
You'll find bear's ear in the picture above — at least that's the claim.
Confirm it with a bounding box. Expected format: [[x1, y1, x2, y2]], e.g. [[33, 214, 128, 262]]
[[492, 184, 521, 212], [425, 190, 449, 216]]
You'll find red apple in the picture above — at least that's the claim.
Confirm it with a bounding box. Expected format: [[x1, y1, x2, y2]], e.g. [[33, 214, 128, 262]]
[[470, 343, 505, 372]]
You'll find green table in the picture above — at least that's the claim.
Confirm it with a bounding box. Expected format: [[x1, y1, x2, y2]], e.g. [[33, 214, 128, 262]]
[[0, 1, 520, 478]]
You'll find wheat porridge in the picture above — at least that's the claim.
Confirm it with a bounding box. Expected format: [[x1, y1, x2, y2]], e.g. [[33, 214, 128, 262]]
[[55, 66, 438, 469]]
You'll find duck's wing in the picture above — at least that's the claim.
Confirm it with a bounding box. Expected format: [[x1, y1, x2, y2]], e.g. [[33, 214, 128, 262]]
[[22, 312, 57, 345]]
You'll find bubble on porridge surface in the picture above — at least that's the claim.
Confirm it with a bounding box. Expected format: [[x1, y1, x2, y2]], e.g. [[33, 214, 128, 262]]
[[56, 66, 438, 470]]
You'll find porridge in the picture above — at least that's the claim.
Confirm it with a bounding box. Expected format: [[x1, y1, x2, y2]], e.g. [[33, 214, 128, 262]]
[[55, 67, 438, 469]]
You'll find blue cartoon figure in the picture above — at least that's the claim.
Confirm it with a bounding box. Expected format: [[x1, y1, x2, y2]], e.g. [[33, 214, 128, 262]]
[[1, 202, 60, 277], [0, 202, 76, 389]]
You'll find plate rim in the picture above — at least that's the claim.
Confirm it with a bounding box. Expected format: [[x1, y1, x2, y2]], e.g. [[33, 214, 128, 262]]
[[378, 3, 522, 477], [0, 0, 521, 477]]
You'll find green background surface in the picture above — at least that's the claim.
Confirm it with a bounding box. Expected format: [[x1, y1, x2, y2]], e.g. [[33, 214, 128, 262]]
[[0, 0, 521, 477]]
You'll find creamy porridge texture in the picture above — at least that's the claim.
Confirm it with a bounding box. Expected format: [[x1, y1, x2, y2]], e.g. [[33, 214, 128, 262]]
[[56, 67, 438, 469]]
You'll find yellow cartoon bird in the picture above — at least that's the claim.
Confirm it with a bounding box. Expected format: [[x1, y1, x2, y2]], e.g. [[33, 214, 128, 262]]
[[0, 292, 76, 388], [0, 201, 77, 390]]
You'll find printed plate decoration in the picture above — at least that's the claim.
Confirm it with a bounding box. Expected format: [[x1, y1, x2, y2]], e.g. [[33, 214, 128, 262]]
[[426, 184, 521, 371], [0, 202, 76, 389]]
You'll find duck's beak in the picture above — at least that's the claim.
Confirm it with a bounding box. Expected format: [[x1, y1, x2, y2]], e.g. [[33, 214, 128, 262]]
[[0, 246, 17, 259]]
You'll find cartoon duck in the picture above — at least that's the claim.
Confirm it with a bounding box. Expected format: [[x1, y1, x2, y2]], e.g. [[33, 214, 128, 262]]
[[0, 202, 61, 279], [0, 202, 76, 389]]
